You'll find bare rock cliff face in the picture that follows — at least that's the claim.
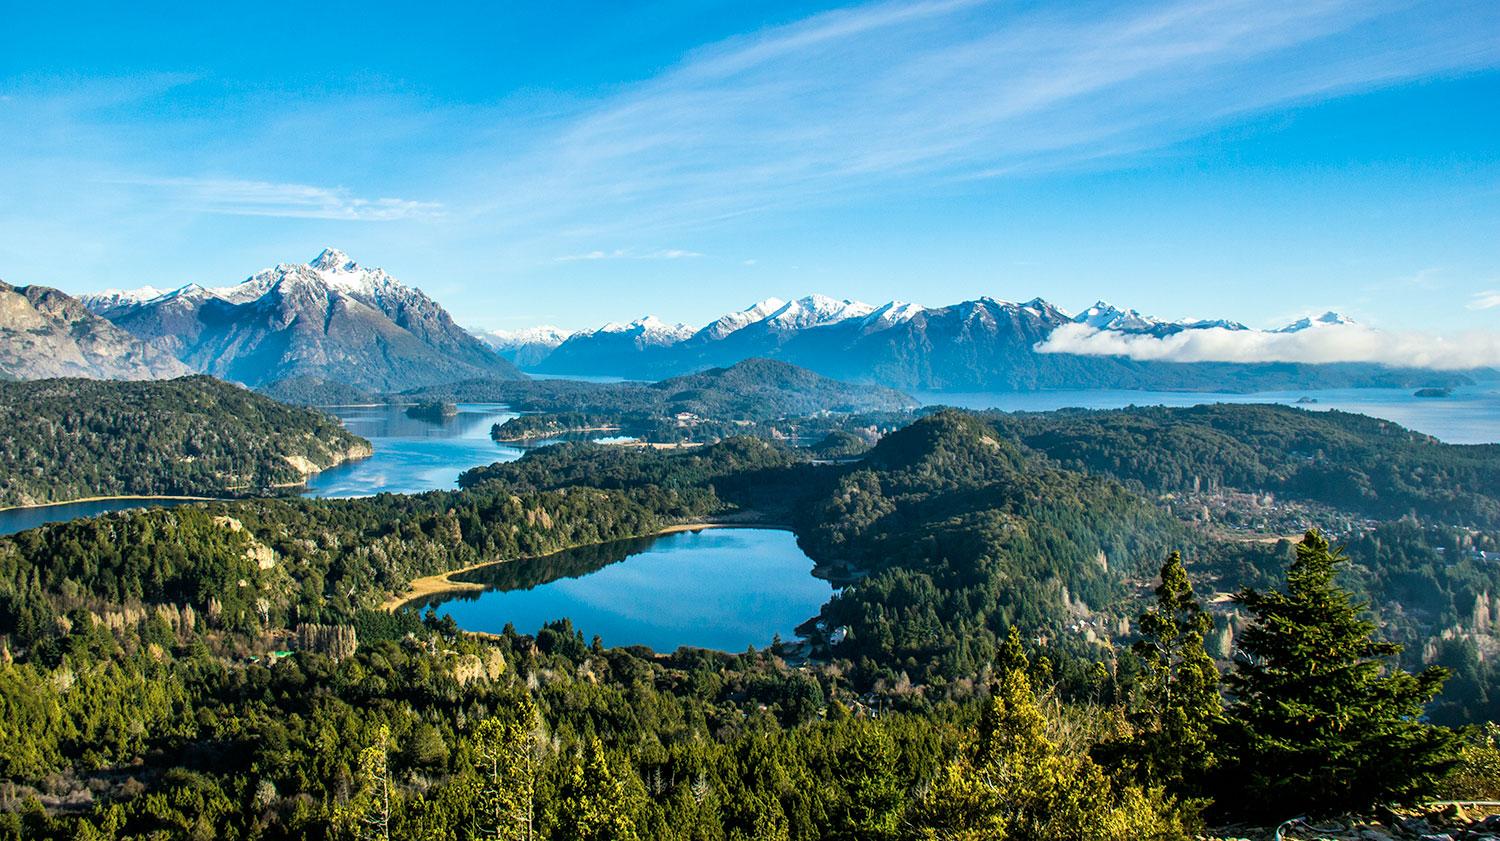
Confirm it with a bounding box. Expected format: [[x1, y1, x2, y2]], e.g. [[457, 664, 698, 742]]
[[0, 280, 190, 381]]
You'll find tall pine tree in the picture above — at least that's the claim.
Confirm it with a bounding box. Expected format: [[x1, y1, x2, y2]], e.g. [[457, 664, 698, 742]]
[[554, 737, 641, 841], [1127, 551, 1223, 791], [470, 695, 542, 841], [1225, 531, 1455, 817]]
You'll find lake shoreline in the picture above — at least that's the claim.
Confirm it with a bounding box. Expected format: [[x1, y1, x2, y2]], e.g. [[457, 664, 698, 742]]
[[382, 517, 791, 612], [493, 424, 623, 443], [0, 494, 229, 513], [1, 444, 374, 515]]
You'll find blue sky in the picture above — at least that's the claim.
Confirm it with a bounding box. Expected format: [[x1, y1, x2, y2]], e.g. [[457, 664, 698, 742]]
[[1, 0, 1497, 334]]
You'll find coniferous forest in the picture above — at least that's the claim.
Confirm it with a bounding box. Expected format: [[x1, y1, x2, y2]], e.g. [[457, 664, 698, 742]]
[[0, 377, 370, 507], [1, 401, 1499, 838]]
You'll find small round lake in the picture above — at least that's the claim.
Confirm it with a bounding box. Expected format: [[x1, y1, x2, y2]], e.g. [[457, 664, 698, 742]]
[[424, 527, 833, 653]]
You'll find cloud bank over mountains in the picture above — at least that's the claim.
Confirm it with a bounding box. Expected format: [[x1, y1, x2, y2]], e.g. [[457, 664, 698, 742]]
[[1037, 321, 1500, 371]]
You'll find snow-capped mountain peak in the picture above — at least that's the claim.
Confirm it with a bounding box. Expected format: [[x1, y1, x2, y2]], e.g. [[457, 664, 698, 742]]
[[744, 297, 787, 319], [472, 325, 575, 361], [1178, 317, 1248, 331], [78, 285, 168, 313], [594, 315, 694, 346], [65, 249, 517, 390], [481, 325, 573, 345], [1275, 311, 1357, 332], [304, 249, 397, 295], [191, 249, 404, 305], [636, 315, 694, 341], [208, 270, 286, 304], [765, 295, 875, 330], [694, 297, 789, 341], [83, 249, 403, 313], [309, 247, 356, 272], [1073, 301, 1161, 332], [861, 300, 926, 328]]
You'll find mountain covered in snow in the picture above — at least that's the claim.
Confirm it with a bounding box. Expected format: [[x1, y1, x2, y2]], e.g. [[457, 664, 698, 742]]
[[513, 295, 1450, 391], [86, 249, 520, 392], [77, 285, 170, 316], [1274, 311, 1358, 333], [473, 325, 576, 367]]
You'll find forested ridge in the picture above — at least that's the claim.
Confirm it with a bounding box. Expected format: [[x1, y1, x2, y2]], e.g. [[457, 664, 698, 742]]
[[0, 376, 371, 507], [0, 406, 1499, 837], [800, 411, 1187, 688], [988, 403, 1500, 528], [407, 359, 915, 420]]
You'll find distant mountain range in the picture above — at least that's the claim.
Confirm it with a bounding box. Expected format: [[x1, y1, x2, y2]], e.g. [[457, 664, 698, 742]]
[[81, 249, 520, 392], [477, 294, 1464, 392], [2, 250, 1472, 395], [0, 279, 189, 381]]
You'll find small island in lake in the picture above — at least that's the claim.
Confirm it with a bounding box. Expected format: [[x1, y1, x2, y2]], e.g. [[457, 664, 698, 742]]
[[492, 412, 625, 442], [1294, 396, 1320, 404], [1414, 387, 1454, 398], [405, 400, 459, 421]]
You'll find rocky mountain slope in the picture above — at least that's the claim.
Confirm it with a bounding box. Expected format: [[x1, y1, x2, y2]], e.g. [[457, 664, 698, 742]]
[[0, 280, 189, 381], [88, 249, 520, 392]]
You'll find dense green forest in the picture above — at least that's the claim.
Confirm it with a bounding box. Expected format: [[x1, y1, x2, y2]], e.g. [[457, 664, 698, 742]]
[[491, 412, 626, 442], [987, 404, 1500, 528], [405, 401, 458, 422], [796, 412, 1187, 688], [256, 376, 379, 407], [2, 405, 1499, 836], [0, 377, 370, 507], [0, 530, 1489, 839]]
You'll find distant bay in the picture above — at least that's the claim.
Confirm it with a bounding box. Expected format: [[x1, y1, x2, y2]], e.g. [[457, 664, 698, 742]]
[[302, 403, 525, 498], [0, 497, 204, 537], [913, 384, 1500, 445]]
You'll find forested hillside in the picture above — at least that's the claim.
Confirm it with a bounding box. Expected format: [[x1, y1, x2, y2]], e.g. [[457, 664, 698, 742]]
[[990, 403, 1500, 528], [1, 407, 1499, 837], [0, 376, 370, 507], [409, 358, 914, 418], [800, 411, 1187, 686]]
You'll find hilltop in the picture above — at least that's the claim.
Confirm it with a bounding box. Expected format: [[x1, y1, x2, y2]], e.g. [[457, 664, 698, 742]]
[[0, 376, 370, 506]]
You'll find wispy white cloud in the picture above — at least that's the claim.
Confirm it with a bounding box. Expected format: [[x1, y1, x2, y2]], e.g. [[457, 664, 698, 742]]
[[1469, 290, 1500, 311], [113, 177, 443, 221], [1037, 322, 1500, 370], [483, 0, 1500, 234], [555, 247, 704, 262]]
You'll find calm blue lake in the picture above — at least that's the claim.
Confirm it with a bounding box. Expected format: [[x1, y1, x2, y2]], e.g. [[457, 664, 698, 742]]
[[303, 403, 523, 497], [425, 528, 832, 652], [0, 498, 203, 537]]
